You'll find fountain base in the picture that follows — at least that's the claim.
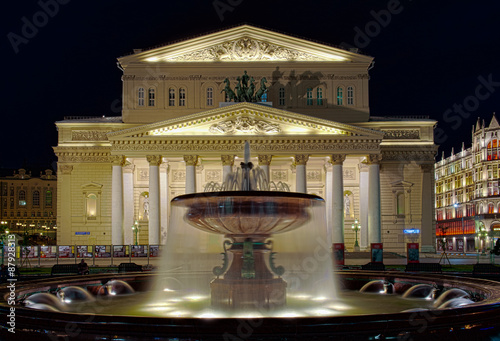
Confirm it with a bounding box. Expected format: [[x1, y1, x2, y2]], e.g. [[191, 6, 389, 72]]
[[211, 278, 287, 309]]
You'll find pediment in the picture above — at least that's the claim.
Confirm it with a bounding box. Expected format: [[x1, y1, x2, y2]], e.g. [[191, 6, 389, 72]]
[[118, 25, 372, 67], [108, 103, 383, 140]]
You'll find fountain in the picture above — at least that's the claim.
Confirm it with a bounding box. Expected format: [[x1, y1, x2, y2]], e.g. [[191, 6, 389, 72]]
[[2, 142, 500, 339]]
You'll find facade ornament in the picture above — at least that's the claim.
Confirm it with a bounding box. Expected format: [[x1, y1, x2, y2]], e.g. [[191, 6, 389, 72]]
[[294, 154, 309, 166], [209, 116, 281, 134], [221, 71, 267, 102], [146, 155, 162, 166], [221, 155, 235, 166], [419, 164, 434, 172], [382, 129, 420, 140], [111, 155, 126, 166], [72, 130, 111, 141], [364, 154, 382, 165], [122, 163, 135, 173], [330, 154, 346, 165], [59, 165, 73, 175], [258, 155, 273, 166], [183, 155, 199, 166]]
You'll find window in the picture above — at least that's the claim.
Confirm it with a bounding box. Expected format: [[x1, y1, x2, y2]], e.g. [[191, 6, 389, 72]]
[[397, 193, 405, 215], [33, 191, 40, 207], [45, 191, 52, 208], [19, 190, 26, 206], [488, 139, 500, 160], [306, 88, 313, 105], [347, 86, 354, 105], [206, 87, 213, 106], [179, 88, 186, 106], [261, 92, 268, 102], [138, 87, 145, 106], [169, 88, 175, 106], [148, 88, 155, 106], [10, 198, 13, 209], [336, 87, 343, 105], [279, 87, 285, 106], [316, 87, 323, 105], [86, 194, 97, 219], [489, 203, 495, 214]]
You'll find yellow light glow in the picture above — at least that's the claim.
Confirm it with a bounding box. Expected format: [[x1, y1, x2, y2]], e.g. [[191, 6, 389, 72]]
[[146, 57, 159, 62], [312, 296, 328, 301]]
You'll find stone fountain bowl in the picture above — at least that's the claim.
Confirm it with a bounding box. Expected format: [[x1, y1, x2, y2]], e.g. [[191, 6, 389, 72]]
[[171, 191, 324, 237]]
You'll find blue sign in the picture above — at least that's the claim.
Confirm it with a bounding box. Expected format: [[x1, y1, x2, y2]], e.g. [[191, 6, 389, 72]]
[[404, 229, 420, 234], [75, 232, 90, 235]]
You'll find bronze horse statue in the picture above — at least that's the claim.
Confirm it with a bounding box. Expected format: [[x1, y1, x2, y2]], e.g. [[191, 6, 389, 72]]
[[254, 77, 268, 102], [221, 78, 237, 102]]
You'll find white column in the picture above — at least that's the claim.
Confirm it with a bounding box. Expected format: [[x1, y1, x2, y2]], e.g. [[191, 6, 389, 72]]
[[324, 162, 333, 245], [160, 162, 169, 245], [221, 155, 235, 185], [330, 155, 346, 244], [258, 155, 273, 186], [184, 155, 198, 194], [111, 156, 125, 245], [367, 154, 382, 244], [359, 162, 369, 250], [294, 154, 309, 193], [58, 165, 73, 245], [122, 163, 135, 245], [147, 155, 162, 245], [420, 163, 435, 252]]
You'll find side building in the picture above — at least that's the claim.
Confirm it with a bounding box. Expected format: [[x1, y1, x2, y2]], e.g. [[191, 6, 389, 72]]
[[435, 114, 500, 253]]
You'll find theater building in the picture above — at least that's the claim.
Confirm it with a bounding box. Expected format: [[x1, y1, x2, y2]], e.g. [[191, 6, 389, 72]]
[[53, 25, 437, 253]]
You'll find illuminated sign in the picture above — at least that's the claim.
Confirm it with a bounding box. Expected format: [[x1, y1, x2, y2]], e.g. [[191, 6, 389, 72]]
[[75, 232, 90, 235], [404, 229, 420, 234]]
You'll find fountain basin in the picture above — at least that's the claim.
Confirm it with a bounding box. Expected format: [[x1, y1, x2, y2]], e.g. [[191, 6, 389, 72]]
[[3, 271, 500, 340]]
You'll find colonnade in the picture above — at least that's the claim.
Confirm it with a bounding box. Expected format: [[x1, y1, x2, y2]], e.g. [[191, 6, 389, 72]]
[[110, 153, 383, 248]]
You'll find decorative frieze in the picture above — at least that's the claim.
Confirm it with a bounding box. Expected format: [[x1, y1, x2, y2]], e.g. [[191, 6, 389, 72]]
[[272, 170, 288, 181], [205, 170, 222, 182], [173, 170, 186, 182], [343, 167, 356, 180], [307, 170, 321, 182], [381, 150, 436, 162], [209, 116, 281, 134], [137, 168, 149, 180], [72, 130, 111, 141], [382, 129, 420, 140]]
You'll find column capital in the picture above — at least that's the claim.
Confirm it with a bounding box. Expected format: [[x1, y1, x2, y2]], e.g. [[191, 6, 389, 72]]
[[358, 162, 369, 172], [183, 155, 199, 166], [160, 162, 170, 172], [146, 155, 162, 166], [419, 163, 434, 172], [111, 155, 126, 166], [258, 155, 273, 166], [221, 155, 235, 166], [364, 154, 382, 165], [329, 154, 346, 165], [122, 163, 135, 173], [294, 154, 310, 166], [58, 165, 73, 175]]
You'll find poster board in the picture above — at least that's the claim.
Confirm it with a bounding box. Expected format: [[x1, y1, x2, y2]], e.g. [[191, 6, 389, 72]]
[[333, 243, 345, 266], [371, 243, 383, 263], [407, 243, 419, 263]]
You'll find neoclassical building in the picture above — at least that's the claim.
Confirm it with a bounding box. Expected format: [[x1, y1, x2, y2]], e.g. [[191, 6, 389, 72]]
[[54, 25, 437, 253]]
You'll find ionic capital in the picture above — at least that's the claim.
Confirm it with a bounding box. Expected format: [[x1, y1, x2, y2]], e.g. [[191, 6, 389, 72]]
[[221, 155, 235, 167], [183, 155, 199, 166], [146, 155, 162, 166], [258, 155, 273, 166], [329, 154, 346, 165], [294, 154, 310, 166]]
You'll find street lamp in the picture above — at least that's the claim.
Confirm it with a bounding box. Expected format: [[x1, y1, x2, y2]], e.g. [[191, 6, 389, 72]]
[[132, 220, 139, 246], [477, 223, 488, 255], [0, 221, 8, 265], [351, 219, 361, 252]]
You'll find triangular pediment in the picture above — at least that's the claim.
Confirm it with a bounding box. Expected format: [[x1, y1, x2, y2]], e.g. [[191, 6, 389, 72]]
[[118, 25, 372, 67], [108, 103, 383, 140]]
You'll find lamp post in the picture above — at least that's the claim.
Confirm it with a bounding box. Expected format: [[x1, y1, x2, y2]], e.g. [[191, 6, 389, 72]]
[[132, 220, 139, 246], [477, 223, 488, 255], [351, 219, 361, 252], [0, 221, 9, 265]]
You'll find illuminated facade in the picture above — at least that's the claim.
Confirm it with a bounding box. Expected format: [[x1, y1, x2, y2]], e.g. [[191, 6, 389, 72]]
[[0, 169, 57, 244], [435, 114, 500, 252], [54, 25, 437, 253]]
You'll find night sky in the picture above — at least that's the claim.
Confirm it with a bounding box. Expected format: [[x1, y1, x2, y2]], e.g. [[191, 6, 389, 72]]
[[2, 0, 499, 170]]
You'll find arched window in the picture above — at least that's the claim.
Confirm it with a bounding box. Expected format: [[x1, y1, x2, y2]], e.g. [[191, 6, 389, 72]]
[[138, 87, 145, 106], [148, 88, 155, 106], [306, 88, 313, 105], [489, 203, 495, 214], [45, 190, 52, 208], [179, 88, 186, 106], [316, 87, 323, 105], [206, 87, 213, 106], [336, 87, 343, 105], [86, 193, 97, 219], [487, 139, 499, 160], [347, 86, 354, 105], [169, 88, 175, 106], [33, 191, 40, 206], [279, 87, 285, 106], [19, 190, 26, 206]]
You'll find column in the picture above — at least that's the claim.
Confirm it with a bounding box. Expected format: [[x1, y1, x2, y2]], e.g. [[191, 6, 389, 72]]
[[147, 155, 162, 245], [330, 154, 346, 244], [160, 162, 169, 245], [221, 155, 235, 184], [358, 162, 369, 250], [420, 163, 435, 252], [258, 155, 273, 186], [122, 163, 135, 245], [294, 154, 309, 193], [184, 155, 198, 194], [58, 165, 73, 245], [366, 154, 382, 244], [111, 156, 125, 245]]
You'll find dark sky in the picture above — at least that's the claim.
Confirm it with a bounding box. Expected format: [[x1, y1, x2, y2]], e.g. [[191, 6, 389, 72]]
[[2, 0, 499, 169]]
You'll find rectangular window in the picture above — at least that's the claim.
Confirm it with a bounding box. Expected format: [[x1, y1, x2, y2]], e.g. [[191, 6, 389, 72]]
[[179, 88, 186, 106], [148, 88, 155, 106], [316, 88, 323, 105], [336, 87, 343, 105], [206, 87, 213, 106], [169, 88, 175, 106], [347, 86, 354, 105], [279, 87, 285, 106], [138, 88, 145, 106], [306, 88, 313, 105]]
